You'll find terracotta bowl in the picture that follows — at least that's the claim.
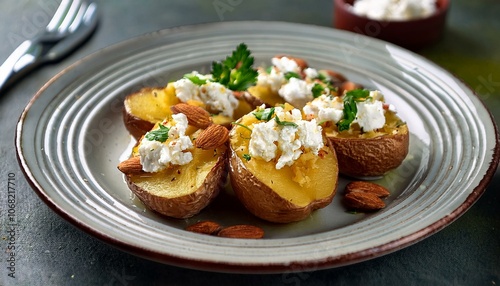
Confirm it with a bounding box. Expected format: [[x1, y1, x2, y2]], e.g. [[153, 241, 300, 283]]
[[334, 0, 450, 50]]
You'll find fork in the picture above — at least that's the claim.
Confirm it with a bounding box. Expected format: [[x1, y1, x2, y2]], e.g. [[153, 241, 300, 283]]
[[0, 0, 98, 92]]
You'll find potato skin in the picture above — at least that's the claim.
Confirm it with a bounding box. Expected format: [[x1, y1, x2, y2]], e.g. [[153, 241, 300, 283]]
[[229, 143, 337, 223], [126, 147, 228, 219], [329, 124, 409, 178], [122, 106, 155, 140]]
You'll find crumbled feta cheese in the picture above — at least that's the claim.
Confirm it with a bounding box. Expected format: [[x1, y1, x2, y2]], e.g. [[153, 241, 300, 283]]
[[278, 77, 314, 108], [296, 119, 324, 154], [303, 90, 392, 132], [248, 107, 324, 169], [271, 56, 301, 73], [276, 124, 302, 169], [248, 120, 279, 162], [351, 0, 437, 21], [356, 100, 385, 132], [303, 68, 319, 79], [303, 95, 344, 124], [173, 78, 201, 103], [256, 68, 286, 92], [199, 81, 239, 117], [173, 77, 239, 118], [138, 113, 193, 172], [369, 90, 384, 101]]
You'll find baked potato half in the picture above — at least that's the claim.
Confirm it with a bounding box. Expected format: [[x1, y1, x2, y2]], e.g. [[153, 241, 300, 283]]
[[123, 83, 254, 138], [124, 144, 228, 219], [118, 111, 229, 219], [229, 104, 339, 223], [329, 124, 409, 177], [303, 89, 409, 177]]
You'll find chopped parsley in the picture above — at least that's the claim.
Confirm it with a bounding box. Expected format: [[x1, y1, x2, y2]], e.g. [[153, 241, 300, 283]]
[[211, 43, 258, 91], [284, 72, 301, 80], [253, 107, 275, 121], [183, 73, 207, 85], [275, 115, 298, 128], [314, 71, 336, 94], [311, 83, 326, 98], [145, 124, 170, 142], [242, 154, 252, 161], [336, 89, 370, 131]]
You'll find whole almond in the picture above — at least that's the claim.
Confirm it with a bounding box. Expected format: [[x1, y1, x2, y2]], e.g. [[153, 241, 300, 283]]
[[344, 192, 385, 212], [170, 103, 212, 129], [185, 221, 222, 235], [117, 156, 143, 174], [217, 225, 265, 239], [345, 181, 390, 198], [195, 124, 229, 150]]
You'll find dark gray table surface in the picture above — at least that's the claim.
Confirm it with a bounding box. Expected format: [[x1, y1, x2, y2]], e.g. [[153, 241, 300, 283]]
[[1, 0, 499, 285]]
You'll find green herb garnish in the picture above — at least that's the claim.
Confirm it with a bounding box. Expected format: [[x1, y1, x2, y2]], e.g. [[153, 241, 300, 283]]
[[316, 72, 327, 82], [232, 122, 252, 132], [284, 72, 301, 80], [253, 107, 275, 121], [211, 43, 258, 91], [145, 125, 170, 142], [184, 73, 207, 85], [275, 115, 298, 128], [311, 83, 325, 98], [242, 154, 252, 161], [336, 89, 370, 131], [315, 72, 336, 94]]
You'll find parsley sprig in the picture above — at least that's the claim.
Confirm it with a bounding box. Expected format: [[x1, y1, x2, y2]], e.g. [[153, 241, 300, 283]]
[[211, 43, 258, 91], [336, 89, 370, 132], [145, 125, 170, 142], [253, 107, 275, 121], [284, 72, 301, 80]]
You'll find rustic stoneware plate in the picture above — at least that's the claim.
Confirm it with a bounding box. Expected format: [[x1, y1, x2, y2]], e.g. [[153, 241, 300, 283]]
[[16, 21, 499, 273]]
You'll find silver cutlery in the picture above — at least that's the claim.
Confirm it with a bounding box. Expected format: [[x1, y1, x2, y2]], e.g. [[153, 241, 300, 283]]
[[0, 0, 98, 92]]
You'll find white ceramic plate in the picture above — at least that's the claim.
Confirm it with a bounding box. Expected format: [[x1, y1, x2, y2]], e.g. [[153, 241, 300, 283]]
[[16, 21, 499, 273]]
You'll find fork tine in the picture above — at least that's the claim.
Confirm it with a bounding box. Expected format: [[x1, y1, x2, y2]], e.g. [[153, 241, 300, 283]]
[[45, 0, 73, 32], [68, 2, 88, 33], [57, 0, 83, 33]]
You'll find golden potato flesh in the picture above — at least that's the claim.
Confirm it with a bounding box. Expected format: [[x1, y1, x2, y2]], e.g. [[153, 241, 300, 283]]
[[247, 85, 285, 107], [123, 84, 180, 139], [228, 112, 339, 223], [126, 144, 228, 219]]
